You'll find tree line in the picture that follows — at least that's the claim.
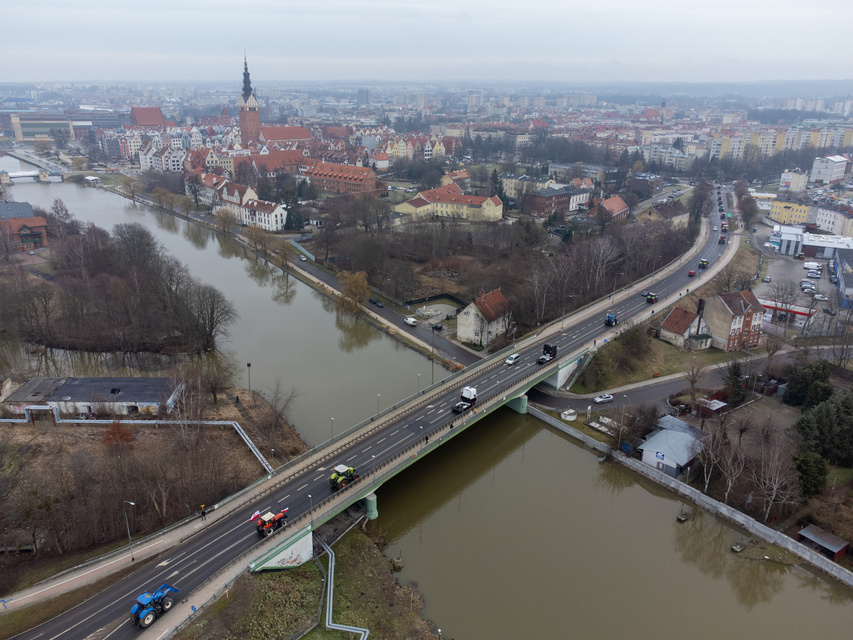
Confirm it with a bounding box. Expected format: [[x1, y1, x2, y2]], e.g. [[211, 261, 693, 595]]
[[0, 200, 237, 354]]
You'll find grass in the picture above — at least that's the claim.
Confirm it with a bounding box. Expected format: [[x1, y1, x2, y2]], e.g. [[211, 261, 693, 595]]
[[175, 527, 436, 640], [571, 338, 741, 395]]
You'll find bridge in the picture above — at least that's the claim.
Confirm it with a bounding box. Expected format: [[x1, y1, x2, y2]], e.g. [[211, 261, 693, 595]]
[[7, 220, 734, 639]]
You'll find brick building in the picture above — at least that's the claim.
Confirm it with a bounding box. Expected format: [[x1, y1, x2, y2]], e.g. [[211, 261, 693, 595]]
[[302, 162, 385, 195], [703, 290, 765, 352]]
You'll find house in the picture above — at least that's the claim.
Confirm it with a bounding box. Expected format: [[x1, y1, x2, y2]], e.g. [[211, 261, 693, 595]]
[[630, 173, 663, 199], [703, 290, 765, 352], [798, 524, 849, 562], [659, 306, 711, 350], [185, 172, 228, 207], [4, 377, 182, 416], [216, 181, 258, 219], [638, 415, 706, 478], [456, 288, 511, 348], [0, 205, 48, 252], [240, 199, 288, 232], [301, 162, 384, 195], [440, 169, 471, 192], [651, 200, 689, 229], [601, 195, 629, 222]]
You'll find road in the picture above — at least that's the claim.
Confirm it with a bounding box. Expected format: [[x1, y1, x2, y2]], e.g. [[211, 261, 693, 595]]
[[14, 212, 730, 640]]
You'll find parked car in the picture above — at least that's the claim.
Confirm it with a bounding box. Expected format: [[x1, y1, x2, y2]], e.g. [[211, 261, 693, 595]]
[[505, 353, 521, 366], [830, 275, 838, 284], [299, 255, 307, 262], [824, 307, 838, 316], [431, 323, 443, 331], [814, 294, 828, 301], [27, 250, 35, 255], [807, 272, 821, 279], [762, 276, 771, 283], [593, 394, 614, 404]]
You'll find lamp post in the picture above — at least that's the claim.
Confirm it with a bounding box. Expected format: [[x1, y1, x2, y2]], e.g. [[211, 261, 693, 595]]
[[331, 417, 334, 440], [246, 362, 251, 393], [123, 500, 136, 562], [308, 494, 315, 559], [612, 272, 623, 297], [377, 393, 381, 415], [271, 448, 274, 463], [431, 329, 436, 384], [417, 373, 421, 393]]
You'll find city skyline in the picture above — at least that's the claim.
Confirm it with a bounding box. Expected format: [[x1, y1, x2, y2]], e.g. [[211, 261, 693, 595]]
[[5, 0, 853, 85]]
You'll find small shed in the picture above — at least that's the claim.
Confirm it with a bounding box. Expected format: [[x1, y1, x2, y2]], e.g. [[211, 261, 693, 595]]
[[639, 429, 702, 479], [798, 524, 849, 562], [695, 397, 727, 419]]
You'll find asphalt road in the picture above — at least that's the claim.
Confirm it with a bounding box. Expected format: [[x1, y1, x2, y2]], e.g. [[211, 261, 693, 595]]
[[15, 213, 729, 640]]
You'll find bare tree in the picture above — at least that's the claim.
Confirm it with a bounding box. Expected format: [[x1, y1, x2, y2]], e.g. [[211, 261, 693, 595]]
[[683, 360, 706, 408], [214, 209, 238, 234], [694, 425, 724, 494], [750, 432, 800, 523], [718, 440, 747, 504], [764, 333, 785, 377]]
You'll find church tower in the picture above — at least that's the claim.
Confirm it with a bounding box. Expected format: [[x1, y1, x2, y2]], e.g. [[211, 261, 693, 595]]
[[238, 55, 260, 148]]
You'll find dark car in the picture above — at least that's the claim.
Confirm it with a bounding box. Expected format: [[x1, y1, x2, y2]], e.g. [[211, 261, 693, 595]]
[[537, 354, 553, 365], [432, 324, 443, 331], [369, 296, 379, 305], [452, 401, 471, 413]]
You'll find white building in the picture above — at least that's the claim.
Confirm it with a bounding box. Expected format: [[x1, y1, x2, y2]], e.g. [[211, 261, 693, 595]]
[[456, 288, 511, 348], [811, 155, 848, 185], [240, 199, 289, 232], [780, 169, 808, 193]]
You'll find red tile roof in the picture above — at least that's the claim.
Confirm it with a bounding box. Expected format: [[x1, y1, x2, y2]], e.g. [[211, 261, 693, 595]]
[[474, 289, 510, 323], [661, 307, 699, 335], [718, 290, 764, 317], [131, 107, 165, 127], [260, 126, 312, 142], [0, 216, 47, 235], [602, 195, 628, 215]]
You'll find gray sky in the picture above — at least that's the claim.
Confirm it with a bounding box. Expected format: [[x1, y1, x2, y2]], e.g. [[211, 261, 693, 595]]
[[5, 0, 853, 85]]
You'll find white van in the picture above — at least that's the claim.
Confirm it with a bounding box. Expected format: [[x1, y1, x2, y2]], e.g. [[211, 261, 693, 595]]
[[803, 262, 820, 271], [404, 317, 417, 327]]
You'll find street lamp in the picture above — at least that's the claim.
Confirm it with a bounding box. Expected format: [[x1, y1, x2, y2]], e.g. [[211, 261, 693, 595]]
[[417, 373, 421, 393], [612, 272, 623, 297], [377, 393, 381, 415], [123, 500, 136, 562], [331, 417, 334, 440], [271, 448, 274, 462], [308, 494, 315, 559], [246, 362, 251, 393]]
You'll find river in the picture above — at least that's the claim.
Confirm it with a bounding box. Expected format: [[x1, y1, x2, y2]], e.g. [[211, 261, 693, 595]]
[[4, 158, 853, 639]]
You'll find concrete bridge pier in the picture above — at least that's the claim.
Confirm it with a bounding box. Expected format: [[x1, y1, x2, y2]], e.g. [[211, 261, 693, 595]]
[[38, 170, 50, 183], [505, 395, 528, 414], [364, 493, 378, 520]]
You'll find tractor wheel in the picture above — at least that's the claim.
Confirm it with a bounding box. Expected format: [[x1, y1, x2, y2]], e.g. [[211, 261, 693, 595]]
[[161, 597, 174, 612], [264, 526, 273, 536], [140, 611, 156, 628]]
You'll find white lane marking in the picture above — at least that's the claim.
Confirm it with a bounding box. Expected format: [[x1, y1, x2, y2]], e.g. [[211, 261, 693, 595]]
[[347, 454, 357, 461], [313, 474, 323, 481], [391, 429, 399, 436], [362, 445, 371, 452], [278, 494, 291, 503], [297, 484, 307, 491], [377, 437, 386, 444]]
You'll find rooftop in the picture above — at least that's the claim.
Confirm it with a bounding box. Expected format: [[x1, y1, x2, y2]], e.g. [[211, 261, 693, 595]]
[[6, 377, 175, 404]]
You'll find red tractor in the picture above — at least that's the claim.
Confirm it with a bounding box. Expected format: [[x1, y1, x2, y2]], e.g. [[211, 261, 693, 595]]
[[250, 508, 288, 537]]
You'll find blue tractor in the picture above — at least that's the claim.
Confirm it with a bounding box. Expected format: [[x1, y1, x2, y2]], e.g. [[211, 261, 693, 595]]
[[604, 311, 618, 327], [130, 583, 180, 629]]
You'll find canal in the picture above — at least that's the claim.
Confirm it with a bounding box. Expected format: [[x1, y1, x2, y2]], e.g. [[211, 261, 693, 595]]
[[4, 160, 853, 638]]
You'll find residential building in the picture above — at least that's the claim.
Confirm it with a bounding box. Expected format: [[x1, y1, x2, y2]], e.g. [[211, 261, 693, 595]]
[[638, 416, 706, 479], [629, 173, 663, 199], [702, 290, 764, 352], [184, 172, 227, 207], [659, 306, 711, 351], [601, 195, 629, 222], [0, 205, 48, 252], [780, 169, 809, 193], [440, 170, 471, 192], [769, 197, 809, 225], [216, 181, 258, 220], [456, 288, 511, 348], [395, 183, 503, 222], [812, 155, 848, 185], [650, 200, 689, 229], [810, 202, 853, 236], [240, 199, 288, 232]]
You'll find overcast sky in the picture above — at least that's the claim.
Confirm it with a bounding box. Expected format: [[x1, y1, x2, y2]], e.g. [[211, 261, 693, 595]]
[[5, 0, 853, 85]]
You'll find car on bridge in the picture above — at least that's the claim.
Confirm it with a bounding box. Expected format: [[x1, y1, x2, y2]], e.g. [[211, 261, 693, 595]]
[[505, 353, 520, 365], [593, 394, 614, 404], [452, 401, 472, 413]]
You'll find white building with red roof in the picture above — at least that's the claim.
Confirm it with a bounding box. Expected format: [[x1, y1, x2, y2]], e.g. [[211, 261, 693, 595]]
[[457, 288, 512, 348], [394, 183, 503, 222]]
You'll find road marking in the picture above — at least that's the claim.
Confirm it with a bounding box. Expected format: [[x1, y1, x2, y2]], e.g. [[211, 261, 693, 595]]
[[279, 494, 290, 502], [390, 430, 399, 436], [313, 474, 323, 481], [362, 445, 371, 452], [347, 454, 357, 461], [297, 484, 307, 491], [377, 437, 386, 444]]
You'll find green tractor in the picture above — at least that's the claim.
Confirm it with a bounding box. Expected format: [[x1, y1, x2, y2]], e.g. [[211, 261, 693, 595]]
[[329, 464, 359, 491]]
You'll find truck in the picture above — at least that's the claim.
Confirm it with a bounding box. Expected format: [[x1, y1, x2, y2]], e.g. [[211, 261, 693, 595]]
[[130, 584, 180, 629], [604, 311, 618, 327], [453, 386, 477, 412], [329, 464, 359, 491], [537, 343, 558, 364], [251, 508, 288, 537]]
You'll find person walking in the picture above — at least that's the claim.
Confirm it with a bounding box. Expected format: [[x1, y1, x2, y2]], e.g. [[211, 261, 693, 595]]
[[201, 505, 207, 521]]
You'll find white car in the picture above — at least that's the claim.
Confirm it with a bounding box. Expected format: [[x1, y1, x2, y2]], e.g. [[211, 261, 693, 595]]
[[814, 294, 829, 301], [404, 317, 417, 327], [593, 394, 614, 404], [505, 353, 521, 366], [713, 226, 718, 231]]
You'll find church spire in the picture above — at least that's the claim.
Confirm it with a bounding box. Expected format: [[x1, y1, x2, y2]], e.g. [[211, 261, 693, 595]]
[[242, 54, 253, 102]]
